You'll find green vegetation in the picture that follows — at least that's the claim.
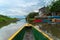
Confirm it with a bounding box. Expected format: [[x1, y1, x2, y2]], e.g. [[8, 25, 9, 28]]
[[50, 0, 60, 12], [26, 12, 39, 23], [0, 15, 18, 28]]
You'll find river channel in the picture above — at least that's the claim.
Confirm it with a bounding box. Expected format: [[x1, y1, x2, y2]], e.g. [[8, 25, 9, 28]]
[[0, 19, 26, 40]]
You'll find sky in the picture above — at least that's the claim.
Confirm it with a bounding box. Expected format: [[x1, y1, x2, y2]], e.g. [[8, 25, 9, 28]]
[[0, 0, 53, 17]]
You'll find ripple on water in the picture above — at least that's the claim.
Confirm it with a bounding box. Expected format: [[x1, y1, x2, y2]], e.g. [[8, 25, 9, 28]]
[[0, 20, 26, 40]]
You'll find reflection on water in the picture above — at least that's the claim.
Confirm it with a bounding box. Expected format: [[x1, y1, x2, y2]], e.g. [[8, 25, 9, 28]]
[[0, 19, 26, 40]]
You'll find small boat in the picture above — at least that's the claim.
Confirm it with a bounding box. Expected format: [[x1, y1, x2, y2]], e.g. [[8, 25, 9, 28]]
[[9, 23, 53, 40]]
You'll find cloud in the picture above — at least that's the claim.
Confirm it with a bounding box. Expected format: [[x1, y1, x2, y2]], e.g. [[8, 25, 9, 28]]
[[0, 9, 26, 16], [0, 0, 52, 17], [44, 0, 53, 6]]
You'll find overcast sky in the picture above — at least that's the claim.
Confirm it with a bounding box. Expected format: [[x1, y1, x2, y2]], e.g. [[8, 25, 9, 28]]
[[0, 0, 53, 17]]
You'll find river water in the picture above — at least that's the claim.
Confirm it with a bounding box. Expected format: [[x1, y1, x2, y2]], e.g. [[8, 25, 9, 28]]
[[0, 19, 26, 40]]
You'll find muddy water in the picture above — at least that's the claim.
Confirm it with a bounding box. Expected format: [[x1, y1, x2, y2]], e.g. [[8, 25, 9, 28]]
[[0, 19, 26, 40]]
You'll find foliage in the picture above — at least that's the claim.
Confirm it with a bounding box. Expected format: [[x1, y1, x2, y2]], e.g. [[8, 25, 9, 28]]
[[27, 12, 39, 18], [50, 0, 60, 12], [0, 15, 18, 28], [26, 12, 39, 23]]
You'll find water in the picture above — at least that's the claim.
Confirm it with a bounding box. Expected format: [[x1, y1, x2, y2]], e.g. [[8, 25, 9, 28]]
[[0, 19, 26, 40]]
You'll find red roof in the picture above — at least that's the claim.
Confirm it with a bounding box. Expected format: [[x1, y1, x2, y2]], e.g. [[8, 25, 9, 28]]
[[33, 19, 43, 23]]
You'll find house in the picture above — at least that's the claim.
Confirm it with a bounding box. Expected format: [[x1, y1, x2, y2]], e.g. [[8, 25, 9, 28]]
[[52, 12, 60, 16], [39, 7, 50, 17], [35, 7, 50, 19]]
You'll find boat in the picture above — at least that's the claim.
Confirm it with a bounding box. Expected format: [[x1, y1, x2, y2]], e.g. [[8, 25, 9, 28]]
[[9, 23, 53, 40]]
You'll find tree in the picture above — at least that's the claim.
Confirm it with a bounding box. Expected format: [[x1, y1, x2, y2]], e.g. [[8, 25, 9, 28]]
[[27, 12, 38, 18], [26, 12, 39, 23], [50, 0, 60, 12]]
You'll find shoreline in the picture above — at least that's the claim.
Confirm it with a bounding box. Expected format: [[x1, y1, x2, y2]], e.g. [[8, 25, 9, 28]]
[[0, 18, 19, 28]]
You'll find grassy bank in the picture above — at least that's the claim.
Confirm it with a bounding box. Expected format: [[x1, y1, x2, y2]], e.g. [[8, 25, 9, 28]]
[[41, 24, 60, 39], [0, 15, 19, 28]]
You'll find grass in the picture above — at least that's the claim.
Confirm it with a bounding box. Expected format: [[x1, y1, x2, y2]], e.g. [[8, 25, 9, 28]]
[[0, 15, 18, 28]]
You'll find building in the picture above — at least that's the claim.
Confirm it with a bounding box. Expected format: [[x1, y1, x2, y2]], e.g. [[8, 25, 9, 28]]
[[52, 12, 60, 16], [39, 7, 50, 17], [35, 7, 50, 19]]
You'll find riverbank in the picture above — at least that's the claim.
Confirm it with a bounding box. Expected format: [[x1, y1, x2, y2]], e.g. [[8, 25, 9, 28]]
[[39, 23, 60, 40], [0, 15, 19, 28]]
